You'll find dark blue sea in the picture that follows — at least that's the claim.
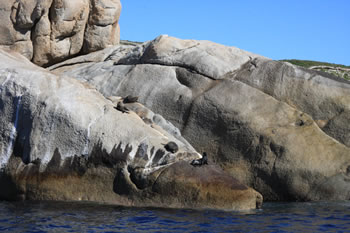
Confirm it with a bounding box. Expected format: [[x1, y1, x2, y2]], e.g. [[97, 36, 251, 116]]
[[0, 201, 349, 232]]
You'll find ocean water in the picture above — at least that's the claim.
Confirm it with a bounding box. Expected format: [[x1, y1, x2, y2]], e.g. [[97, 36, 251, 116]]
[[0, 201, 349, 232]]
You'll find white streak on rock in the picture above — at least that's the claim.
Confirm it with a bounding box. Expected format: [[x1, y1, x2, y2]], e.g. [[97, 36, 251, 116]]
[[145, 148, 156, 168], [82, 108, 105, 156], [0, 73, 11, 94], [142, 164, 170, 175], [127, 143, 139, 162], [82, 120, 94, 156], [0, 96, 22, 168], [2, 73, 11, 87]]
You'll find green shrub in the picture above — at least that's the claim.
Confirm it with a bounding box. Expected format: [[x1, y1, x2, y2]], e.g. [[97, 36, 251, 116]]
[[281, 59, 350, 69], [280, 59, 350, 81]]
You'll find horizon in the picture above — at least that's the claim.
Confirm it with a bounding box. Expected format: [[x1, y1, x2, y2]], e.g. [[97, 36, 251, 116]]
[[119, 0, 350, 66]]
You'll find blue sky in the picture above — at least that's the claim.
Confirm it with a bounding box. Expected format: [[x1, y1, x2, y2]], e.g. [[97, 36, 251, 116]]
[[119, 0, 350, 65]]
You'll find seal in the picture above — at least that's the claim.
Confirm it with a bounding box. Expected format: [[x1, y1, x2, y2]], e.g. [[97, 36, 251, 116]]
[[202, 152, 208, 165], [191, 152, 208, 166], [123, 95, 139, 104], [115, 102, 129, 113], [164, 141, 179, 153]]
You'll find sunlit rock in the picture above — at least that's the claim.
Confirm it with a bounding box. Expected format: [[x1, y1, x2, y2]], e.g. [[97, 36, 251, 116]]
[[0, 48, 262, 210], [0, 0, 122, 66], [50, 35, 350, 201]]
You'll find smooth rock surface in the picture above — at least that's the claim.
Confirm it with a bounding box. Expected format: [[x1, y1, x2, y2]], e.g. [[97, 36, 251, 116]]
[[0, 0, 121, 66], [231, 59, 350, 147], [0, 48, 262, 210], [50, 35, 350, 201]]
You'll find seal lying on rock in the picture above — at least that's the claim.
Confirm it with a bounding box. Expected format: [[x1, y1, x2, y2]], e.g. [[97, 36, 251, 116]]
[[191, 152, 208, 166], [123, 95, 139, 103], [164, 141, 179, 153], [115, 102, 129, 113]]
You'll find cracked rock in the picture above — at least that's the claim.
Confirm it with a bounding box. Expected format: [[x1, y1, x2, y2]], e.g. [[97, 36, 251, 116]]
[[0, 0, 121, 66]]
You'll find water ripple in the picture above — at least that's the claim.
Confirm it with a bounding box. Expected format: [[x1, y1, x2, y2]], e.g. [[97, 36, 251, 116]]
[[0, 201, 350, 232]]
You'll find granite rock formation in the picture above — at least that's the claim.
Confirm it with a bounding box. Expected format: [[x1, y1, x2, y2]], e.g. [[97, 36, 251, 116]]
[[50, 35, 350, 201], [0, 48, 262, 210], [0, 0, 121, 66]]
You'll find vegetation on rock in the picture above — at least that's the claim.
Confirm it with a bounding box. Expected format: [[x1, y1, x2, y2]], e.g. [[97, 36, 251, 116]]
[[282, 59, 350, 80]]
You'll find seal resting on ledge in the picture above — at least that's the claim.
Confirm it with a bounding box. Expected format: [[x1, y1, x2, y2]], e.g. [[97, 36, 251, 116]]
[[123, 95, 139, 103], [163, 141, 179, 153], [191, 152, 208, 166], [115, 102, 130, 113]]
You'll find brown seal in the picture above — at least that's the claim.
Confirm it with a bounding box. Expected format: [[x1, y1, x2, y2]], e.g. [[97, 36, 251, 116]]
[[115, 102, 129, 113], [123, 95, 139, 104], [164, 141, 179, 153]]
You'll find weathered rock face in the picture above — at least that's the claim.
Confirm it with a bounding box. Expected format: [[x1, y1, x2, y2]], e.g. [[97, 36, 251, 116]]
[[231, 59, 350, 148], [152, 161, 262, 210], [0, 0, 121, 67], [50, 35, 350, 201], [0, 48, 262, 210]]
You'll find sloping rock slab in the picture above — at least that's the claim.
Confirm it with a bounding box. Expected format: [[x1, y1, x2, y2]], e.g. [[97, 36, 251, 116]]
[[0, 48, 262, 210]]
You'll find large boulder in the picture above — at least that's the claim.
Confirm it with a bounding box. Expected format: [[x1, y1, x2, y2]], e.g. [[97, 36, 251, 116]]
[[0, 48, 262, 210], [50, 35, 350, 201], [0, 0, 121, 67]]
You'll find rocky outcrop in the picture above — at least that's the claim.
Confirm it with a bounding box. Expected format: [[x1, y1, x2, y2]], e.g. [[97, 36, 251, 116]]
[[0, 48, 262, 210], [50, 35, 350, 201], [0, 0, 121, 67]]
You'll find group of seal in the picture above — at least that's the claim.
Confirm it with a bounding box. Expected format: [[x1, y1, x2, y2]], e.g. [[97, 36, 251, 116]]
[[114, 95, 139, 113], [115, 95, 209, 167], [190, 152, 208, 166], [163, 142, 209, 167]]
